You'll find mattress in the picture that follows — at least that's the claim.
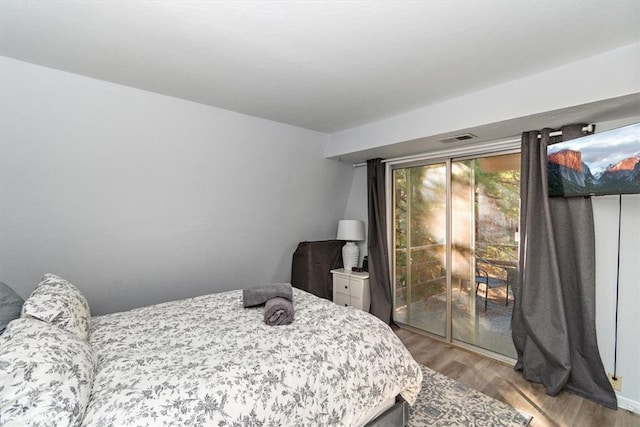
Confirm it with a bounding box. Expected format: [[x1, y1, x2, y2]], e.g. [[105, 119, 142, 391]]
[[81, 288, 422, 426]]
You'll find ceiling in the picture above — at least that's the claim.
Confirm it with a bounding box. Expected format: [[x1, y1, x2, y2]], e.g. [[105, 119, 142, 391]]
[[1, 1, 639, 133]]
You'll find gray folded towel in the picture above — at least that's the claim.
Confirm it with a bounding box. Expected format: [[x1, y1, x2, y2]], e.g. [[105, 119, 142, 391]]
[[243, 283, 293, 308], [264, 297, 295, 326]]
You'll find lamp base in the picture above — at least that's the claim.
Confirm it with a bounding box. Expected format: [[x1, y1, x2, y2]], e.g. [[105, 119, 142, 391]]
[[342, 241, 359, 271]]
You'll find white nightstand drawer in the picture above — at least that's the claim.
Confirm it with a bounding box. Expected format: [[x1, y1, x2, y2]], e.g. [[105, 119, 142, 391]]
[[334, 275, 350, 295], [330, 269, 370, 312], [334, 292, 350, 307], [348, 280, 363, 296]]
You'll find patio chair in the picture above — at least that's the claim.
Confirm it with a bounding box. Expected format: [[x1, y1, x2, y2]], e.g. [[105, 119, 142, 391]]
[[475, 257, 511, 311]]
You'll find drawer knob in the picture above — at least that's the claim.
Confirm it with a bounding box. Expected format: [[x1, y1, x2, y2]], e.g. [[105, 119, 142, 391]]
[[344, 285, 348, 289]]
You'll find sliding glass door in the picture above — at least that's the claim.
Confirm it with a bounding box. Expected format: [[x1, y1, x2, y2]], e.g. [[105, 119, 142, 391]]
[[393, 163, 448, 337], [392, 153, 520, 358]]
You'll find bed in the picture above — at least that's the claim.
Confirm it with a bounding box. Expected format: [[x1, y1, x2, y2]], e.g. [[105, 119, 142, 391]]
[[0, 274, 422, 426]]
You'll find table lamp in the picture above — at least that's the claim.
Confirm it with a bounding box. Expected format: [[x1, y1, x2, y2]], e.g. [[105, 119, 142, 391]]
[[337, 220, 365, 271]]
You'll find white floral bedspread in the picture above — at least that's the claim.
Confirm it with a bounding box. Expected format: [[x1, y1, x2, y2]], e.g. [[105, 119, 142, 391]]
[[82, 288, 422, 426]]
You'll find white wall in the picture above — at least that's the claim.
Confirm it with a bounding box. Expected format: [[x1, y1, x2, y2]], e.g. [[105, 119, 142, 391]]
[[343, 165, 369, 265], [0, 57, 354, 315], [593, 195, 640, 412]]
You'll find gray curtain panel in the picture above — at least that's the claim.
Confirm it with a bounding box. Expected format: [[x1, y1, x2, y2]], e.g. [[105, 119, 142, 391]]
[[367, 158, 392, 324], [512, 124, 617, 409]]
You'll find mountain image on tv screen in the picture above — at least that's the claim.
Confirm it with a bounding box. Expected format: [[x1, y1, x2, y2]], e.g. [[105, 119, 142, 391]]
[[547, 122, 640, 197]]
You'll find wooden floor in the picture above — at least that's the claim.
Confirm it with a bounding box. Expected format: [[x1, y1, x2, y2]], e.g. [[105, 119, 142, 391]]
[[394, 327, 640, 427]]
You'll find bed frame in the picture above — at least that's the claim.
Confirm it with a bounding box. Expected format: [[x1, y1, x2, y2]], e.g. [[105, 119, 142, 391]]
[[365, 397, 409, 427]]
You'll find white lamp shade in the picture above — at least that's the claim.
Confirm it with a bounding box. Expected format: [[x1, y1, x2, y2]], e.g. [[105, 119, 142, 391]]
[[336, 220, 365, 242]]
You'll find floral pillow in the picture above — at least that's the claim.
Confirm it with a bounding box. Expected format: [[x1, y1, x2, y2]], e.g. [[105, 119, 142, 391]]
[[21, 274, 91, 341], [0, 317, 97, 426]]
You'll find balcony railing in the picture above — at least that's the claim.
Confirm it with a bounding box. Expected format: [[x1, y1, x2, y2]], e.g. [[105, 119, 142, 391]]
[[395, 244, 446, 306], [394, 243, 518, 308]]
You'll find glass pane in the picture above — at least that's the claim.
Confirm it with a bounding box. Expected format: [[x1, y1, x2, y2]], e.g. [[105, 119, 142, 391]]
[[393, 163, 447, 337], [452, 154, 519, 358]]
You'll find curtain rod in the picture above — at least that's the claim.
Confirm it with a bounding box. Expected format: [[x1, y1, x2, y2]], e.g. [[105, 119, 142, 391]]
[[352, 124, 595, 168], [544, 123, 595, 139]]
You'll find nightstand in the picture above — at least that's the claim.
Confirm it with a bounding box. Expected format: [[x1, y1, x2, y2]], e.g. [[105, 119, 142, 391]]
[[331, 268, 370, 312]]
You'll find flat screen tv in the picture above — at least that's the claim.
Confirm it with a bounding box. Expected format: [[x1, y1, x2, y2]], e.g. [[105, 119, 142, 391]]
[[547, 122, 640, 197]]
